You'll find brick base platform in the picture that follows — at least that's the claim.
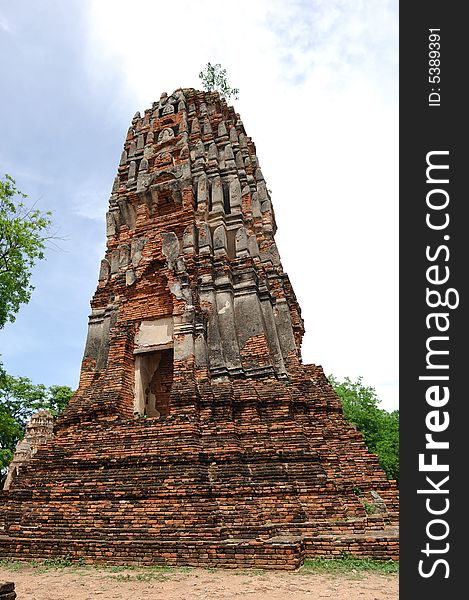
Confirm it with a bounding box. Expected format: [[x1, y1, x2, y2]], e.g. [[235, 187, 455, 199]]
[[0, 536, 305, 570], [0, 529, 398, 570], [0, 374, 398, 569], [0, 527, 398, 570]]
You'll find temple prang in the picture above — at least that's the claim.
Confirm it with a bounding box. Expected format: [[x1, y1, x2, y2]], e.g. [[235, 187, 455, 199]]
[[0, 88, 398, 569]]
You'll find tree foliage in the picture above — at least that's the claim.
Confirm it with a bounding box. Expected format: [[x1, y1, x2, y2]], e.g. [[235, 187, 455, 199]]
[[0, 174, 70, 483], [329, 375, 399, 482], [199, 62, 239, 101], [0, 408, 21, 480], [0, 174, 52, 329], [0, 375, 74, 479]]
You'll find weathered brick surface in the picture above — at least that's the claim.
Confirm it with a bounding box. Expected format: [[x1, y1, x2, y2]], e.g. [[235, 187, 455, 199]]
[[0, 89, 398, 568]]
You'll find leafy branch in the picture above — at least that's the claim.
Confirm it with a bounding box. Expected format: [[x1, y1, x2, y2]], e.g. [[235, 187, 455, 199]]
[[0, 174, 52, 328], [199, 63, 239, 101]]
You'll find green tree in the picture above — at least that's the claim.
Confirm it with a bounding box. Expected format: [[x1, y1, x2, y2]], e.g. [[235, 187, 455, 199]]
[[375, 410, 399, 482], [46, 385, 75, 415], [329, 375, 399, 481], [0, 173, 52, 329], [0, 375, 74, 479], [199, 62, 239, 101], [0, 409, 22, 479], [0, 174, 69, 483]]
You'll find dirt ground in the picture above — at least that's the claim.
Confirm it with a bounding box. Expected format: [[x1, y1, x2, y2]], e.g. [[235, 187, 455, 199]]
[[0, 564, 398, 600]]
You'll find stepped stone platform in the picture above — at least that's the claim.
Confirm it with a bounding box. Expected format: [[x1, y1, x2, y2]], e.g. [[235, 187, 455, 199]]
[[0, 88, 398, 569]]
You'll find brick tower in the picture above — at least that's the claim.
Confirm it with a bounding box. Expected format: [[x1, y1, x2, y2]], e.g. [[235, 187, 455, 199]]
[[0, 89, 398, 569]]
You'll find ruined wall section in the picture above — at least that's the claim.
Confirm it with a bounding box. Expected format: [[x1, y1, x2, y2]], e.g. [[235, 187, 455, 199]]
[[62, 89, 304, 426], [3, 411, 54, 490], [63, 91, 194, 425], [183, 89, 303, 381]]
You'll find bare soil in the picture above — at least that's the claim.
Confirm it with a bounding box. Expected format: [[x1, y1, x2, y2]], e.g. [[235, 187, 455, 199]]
[[0, 564, 398, 600]]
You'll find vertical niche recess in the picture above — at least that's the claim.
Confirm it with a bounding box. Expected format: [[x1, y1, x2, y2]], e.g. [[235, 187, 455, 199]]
[[133, 317, 174, 418]]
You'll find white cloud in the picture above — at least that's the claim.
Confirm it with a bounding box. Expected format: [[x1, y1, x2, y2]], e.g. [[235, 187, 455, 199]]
[[72, 186, 111, 221], [0, 154, 57, 186], [0, 13, 11, 33]]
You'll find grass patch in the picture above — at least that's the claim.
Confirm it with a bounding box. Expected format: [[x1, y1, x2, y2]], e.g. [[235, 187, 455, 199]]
[[232, 568, 266, 576], [109, 565, 186, 582], [0, 559, 195, 581], [1, 556, 88, 573], [300, 557, 399, 575], [179, 566, 195, 573], [2, 557, 398, 577], [101, 565, 130, 573], [112, 573, 155, 582], [42, 556, 75, 568], [0, 559, 27, 572]]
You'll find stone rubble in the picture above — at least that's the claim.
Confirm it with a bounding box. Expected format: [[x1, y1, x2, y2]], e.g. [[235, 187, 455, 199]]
[[0, 582, 16, 600]]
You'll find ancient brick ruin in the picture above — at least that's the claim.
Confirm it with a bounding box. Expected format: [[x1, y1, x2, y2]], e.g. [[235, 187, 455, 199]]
[[3, 411, 54, 491], [0, 89, 398, 569]]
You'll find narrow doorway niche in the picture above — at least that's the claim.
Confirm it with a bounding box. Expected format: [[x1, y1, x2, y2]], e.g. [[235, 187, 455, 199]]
[[134, 349, 174, 418], [133, 317, 174, 418]]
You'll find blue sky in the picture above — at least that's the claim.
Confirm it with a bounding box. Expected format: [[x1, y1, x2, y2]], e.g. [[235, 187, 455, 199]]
[[0, 1, 398, 410]]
